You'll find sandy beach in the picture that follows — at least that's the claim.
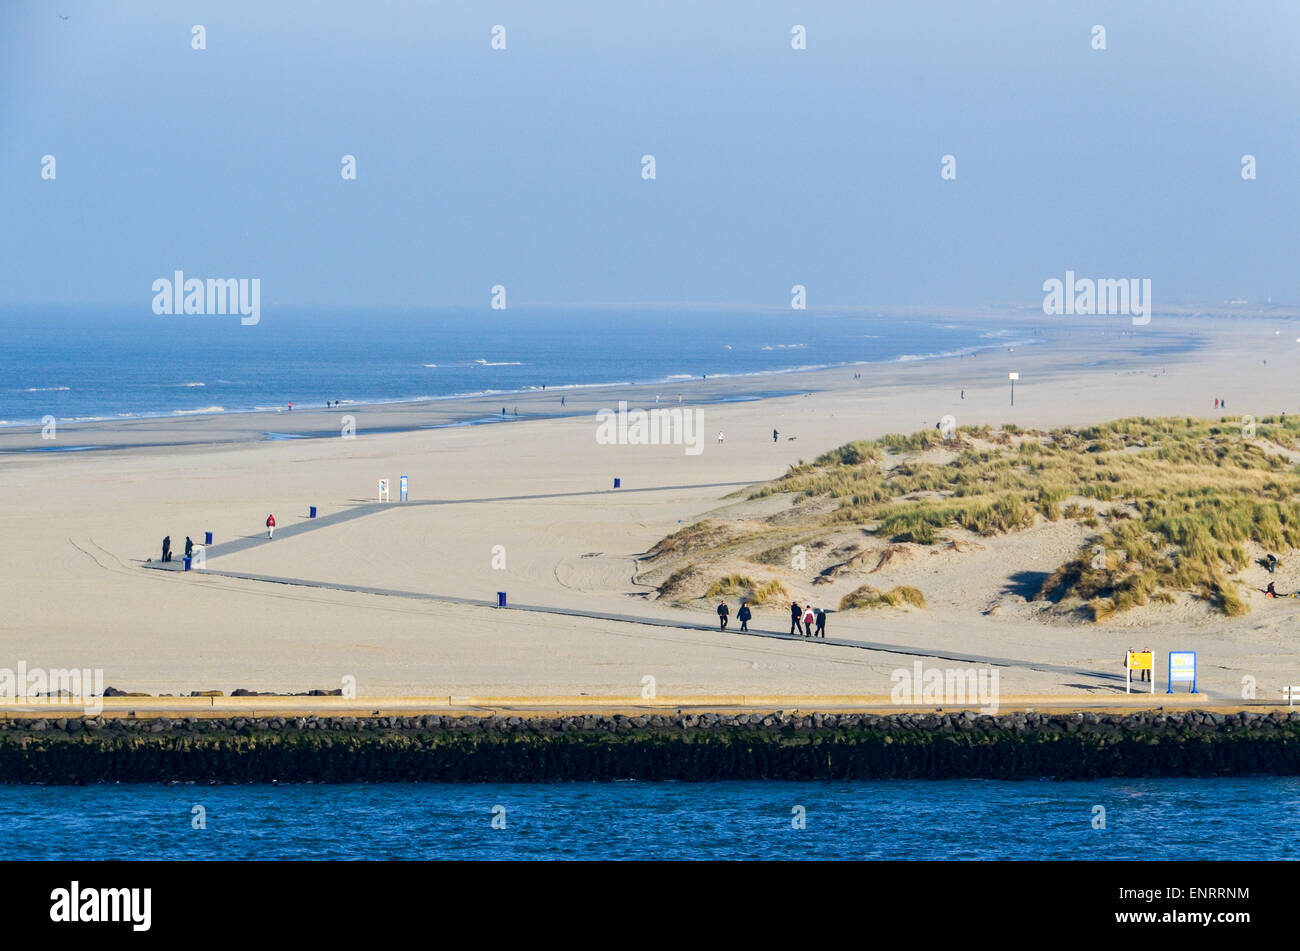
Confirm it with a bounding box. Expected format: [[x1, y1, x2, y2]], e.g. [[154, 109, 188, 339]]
[[4, 312, 1299, 703]]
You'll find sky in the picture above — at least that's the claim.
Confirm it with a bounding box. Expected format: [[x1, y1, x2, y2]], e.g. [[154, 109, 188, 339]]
[[1, 0, 1297, 311]]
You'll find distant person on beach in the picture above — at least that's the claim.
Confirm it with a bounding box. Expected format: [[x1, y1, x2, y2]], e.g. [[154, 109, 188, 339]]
[[961, 390, 965, 400], [266, 514, 275, 539], [1267, 582, 1278, 598], [790, 602, 803, 636], [716, 431, 725, 444], [803, 606, 815, 638], [717, 600, 729, 631], [1268, 554, 1278, 574], [815, 608, 826, 638], [1140, 647, 1151, 681], [184, 536, 193, 559], [773, 429, 779, 442], [502, 407, 506, 416], [288, 402, 292, 411], [561, 396, 565, 407], [161, 535, 171, 562], [737, 601, 751, 632]]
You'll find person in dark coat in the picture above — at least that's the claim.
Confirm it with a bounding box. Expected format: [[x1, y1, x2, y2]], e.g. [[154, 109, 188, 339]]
[[716, 600, 729, 631], [815, 608, 826, 638], [790, 602, 803, 636], [737, 601, 752, 632], [184, 536, 193, 559], [161, 536, 171, 562]]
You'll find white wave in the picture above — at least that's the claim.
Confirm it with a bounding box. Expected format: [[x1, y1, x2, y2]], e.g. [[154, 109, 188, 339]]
[[170, 382, 205, 387], [761, 344, 807, 350], [172, 406, 225, 415], [474, 359, 524, 366], [22, 386, 70, 392]]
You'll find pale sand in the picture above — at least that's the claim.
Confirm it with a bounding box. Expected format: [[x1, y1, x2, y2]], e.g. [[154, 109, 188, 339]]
[[3, 313, 1300, 703]]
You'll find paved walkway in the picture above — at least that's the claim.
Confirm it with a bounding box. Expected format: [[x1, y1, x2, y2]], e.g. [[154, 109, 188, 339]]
[[142, 481, 1217, 698], [146, 480, 752, 568], [150, 565, 1138, 692]]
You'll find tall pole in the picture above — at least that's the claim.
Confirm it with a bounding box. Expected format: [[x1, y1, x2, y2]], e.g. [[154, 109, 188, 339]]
[[1009, 372, 1019, 407]]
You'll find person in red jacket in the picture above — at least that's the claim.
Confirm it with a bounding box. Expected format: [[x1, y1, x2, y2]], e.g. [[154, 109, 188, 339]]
[[266, 513, 275, 539]]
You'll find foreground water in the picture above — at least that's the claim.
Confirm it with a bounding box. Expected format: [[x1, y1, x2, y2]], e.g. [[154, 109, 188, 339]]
[[2, 779, 1295, 860]]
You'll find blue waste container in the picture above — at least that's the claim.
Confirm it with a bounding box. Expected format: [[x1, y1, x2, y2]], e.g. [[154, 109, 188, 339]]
[[309, 506, 317, 518], [204, 531, 213, 545], [183, 556, 192, 571], [497, 591, 507, 608], [613, 477, 621, 488]]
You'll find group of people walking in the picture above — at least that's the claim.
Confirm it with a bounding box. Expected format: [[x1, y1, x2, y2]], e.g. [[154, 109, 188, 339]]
[[790, 601, 826, 637], [713, 599, 827, 637]]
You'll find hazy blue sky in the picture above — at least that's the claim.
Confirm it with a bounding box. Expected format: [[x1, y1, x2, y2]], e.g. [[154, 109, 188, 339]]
[[2, 1, 1297, 310]]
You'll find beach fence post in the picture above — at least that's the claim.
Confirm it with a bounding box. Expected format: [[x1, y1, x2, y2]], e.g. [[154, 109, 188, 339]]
[[309, 506, 317, 519], [400, 475, 408, 502], [497, 591, 507, 608], [378, 479, 390, 502], [204, 531, 213, 545]]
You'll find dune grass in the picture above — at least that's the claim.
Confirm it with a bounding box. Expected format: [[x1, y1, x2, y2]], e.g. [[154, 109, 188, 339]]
[[839, 584, 928, 611], [747, 415, 1300, 618], [704, 575, 789, 606]]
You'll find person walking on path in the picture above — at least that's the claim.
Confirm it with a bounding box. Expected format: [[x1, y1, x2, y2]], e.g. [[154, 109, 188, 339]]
[[773, 429, 779, 442], [737, 601, 751, 632], [717, 600, 729, 631], [266, 513, 276, 539], [803, 605, 815, 639], [161, 535, 171, 563], [814, 608, 826, 638], [790, 602, 803, 636], [184, 536, 193, 560]]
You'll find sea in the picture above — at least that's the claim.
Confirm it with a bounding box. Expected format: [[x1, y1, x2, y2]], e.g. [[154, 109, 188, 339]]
[[0, 305, 1041, 427], [1, 778, 1294, 860]]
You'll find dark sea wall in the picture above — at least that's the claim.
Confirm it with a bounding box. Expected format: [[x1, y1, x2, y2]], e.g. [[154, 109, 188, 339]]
[[2, 709, 1298, 783]]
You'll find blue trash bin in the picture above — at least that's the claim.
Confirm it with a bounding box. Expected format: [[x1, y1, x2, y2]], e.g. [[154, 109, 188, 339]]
[[497, 591, 507, 608], [309, 506, 317, 519], [614, 477, 621, 488], [204, 531, 213, 545], [183, 556, 192, 571]]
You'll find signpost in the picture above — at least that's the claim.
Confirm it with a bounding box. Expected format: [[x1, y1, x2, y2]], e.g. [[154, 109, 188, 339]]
[[1126, 650, 1153, 694], [1008, 372, 1019, 406], [399, 475, 408, 502], [1167, 651, 1197, 693]]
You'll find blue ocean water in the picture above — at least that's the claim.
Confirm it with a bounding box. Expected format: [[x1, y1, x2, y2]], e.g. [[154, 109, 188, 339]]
[[0, 306, 1035, 426], [1, 779, 1294, 860]]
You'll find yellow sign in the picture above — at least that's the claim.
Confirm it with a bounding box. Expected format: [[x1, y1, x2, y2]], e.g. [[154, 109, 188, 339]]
[[1128, 651, 1153, 670]]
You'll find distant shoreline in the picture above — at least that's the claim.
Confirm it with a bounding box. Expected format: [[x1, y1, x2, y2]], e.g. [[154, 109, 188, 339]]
[[0, 316, 1206, 455]]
